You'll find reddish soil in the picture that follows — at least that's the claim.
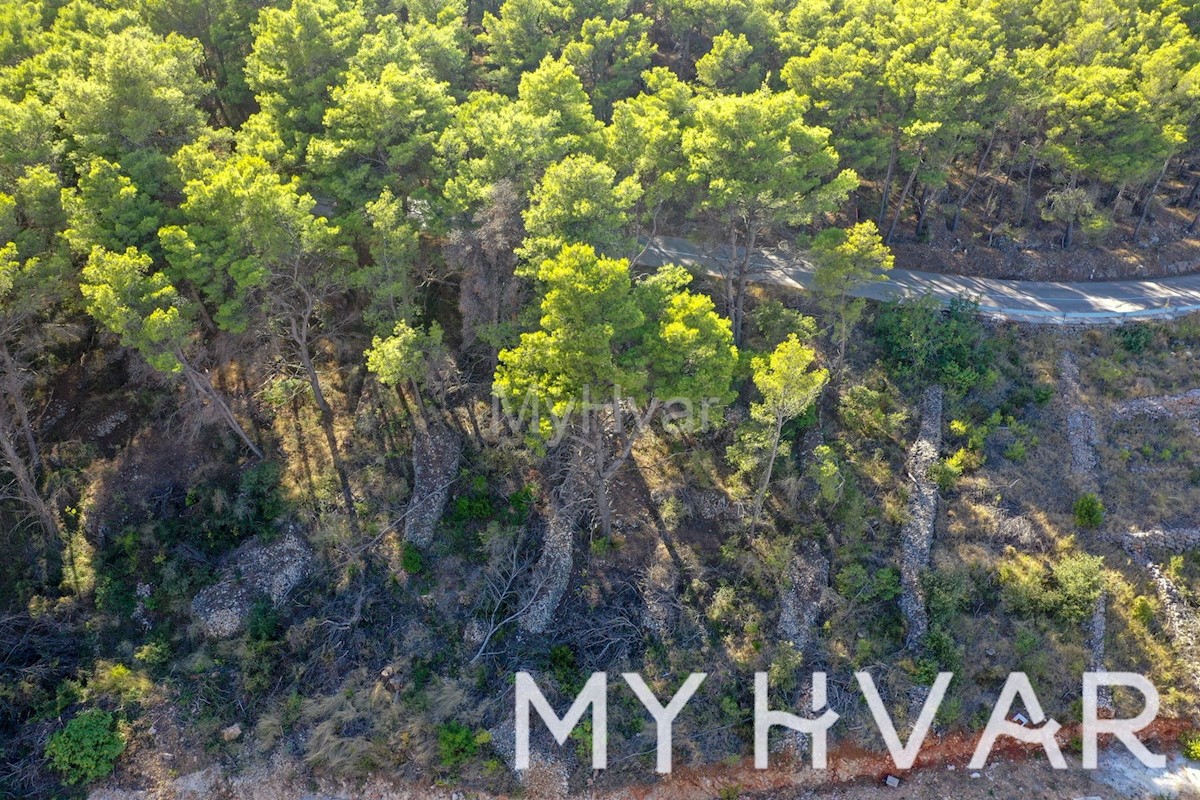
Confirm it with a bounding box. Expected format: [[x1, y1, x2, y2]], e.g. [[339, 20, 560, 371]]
[[585, 718, 1192, 800]]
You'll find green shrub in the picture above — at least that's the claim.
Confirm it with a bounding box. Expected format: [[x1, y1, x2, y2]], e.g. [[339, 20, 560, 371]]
[[752, 300, 817, 346], [246, 600, 281, 641], [133, 639, 171, 670], [838, 382, 908, 442], [1182, 730, 1200, 761], [1115, 324, 1154, 354], [1073, 493, 1105, 529], [809, 445, 843, 504], [998, 552, 1052, 617], [44, 709, 126, 786], [874, 296, 995, 395], [1052, 553, 1104, 623], [400, 543, 424, 574], [437, 721, 485, 768], [834, 564, 901, 603], [1132, 595, 1156, 628]]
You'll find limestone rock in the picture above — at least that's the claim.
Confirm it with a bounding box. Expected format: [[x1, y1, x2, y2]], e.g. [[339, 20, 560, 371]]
[[191, 525, 314, 639], [404, 423, 463, 547]]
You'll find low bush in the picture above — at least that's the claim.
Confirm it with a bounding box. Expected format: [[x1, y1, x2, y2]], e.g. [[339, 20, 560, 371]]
[[1182, 730, 1200, 761], [44, 708, 126, 786], [437, 721, 488, 768], [1073, 493, 1105, 529]]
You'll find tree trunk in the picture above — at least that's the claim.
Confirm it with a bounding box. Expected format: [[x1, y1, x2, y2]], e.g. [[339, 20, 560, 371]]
[[181, 361, 264, 459], [723, 222, 739, 327], [0, 404, 57, 548], [1133, 157, 1171, 242], [1186, 175, 1200, 208], [1188, 207, 1199, 235], [294, 330, 360, 534], [914, 183, 936, 238], [950, 128, 997, 232], [751, 415, 785, 532], [1020, 142, 1040, 227], [0, 343, 39, 473], [878, 135, 900, 227], [1064, 219, 1074, 250], [733, 225, 758, 346], [591, 418, 613, 538], [886, 145, 924, 245]]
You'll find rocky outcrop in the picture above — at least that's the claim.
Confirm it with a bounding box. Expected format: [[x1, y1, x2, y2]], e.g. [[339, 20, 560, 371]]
[[1112, 388, 1200, 427], [1123, 527, 1200, 557], [899, 386, 944, 651], [191, 525, 314, 639], [778, 541, 829, 655], [518, 444, 592, 635], [1059, 351, 1100, 494], [404, 422, 463, 547], [517, 500, 573, 634], [1088, 589, 1112, 712], [1142, 556, 1200, 695]]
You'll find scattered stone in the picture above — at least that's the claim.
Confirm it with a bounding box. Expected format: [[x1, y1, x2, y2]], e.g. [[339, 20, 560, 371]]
[[404, 422, 463, 546], [191, 525, 314, 639], [1087, 589, 1112, 712], [778, 540, 829, 654], [1059, 352, 1100, 494], [463, 618, 488, 647], [519, 443, 593, 635], [1123, 526, 1200, 557], [899, 386, 944, 650], [518, 501, 573, 634], [1112, 388, 1200, 428], [885, 774, 901, 788], [1134, 550, 1200, 695], [173, 766, 222, 799], [221, 723, 242, 742]]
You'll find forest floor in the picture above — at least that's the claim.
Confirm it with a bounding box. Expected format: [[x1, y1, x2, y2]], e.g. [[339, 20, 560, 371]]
[[886, 175, 1200, 281]]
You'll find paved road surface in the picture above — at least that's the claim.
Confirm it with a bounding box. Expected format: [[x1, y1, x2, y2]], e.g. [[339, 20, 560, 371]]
[[638, 236, 1200, 324]]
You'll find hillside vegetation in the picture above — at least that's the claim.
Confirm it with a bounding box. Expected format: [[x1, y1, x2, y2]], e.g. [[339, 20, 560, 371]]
[[1, 0, 1200, 797]]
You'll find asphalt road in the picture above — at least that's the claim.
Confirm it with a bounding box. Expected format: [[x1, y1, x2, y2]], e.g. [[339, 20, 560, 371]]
[[638, 235, 1200, 324]]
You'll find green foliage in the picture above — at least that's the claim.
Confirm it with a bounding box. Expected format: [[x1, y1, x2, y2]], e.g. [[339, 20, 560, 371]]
[[518, 153, 640, 268], [1052, 553, 1105, 623], [751, 300, 817, 347], [998, 550, 1104, 624], [437, 720, 487, 769], [837, 381, 908, 443], [834, 563, 901, 603], [696, 31, 761, 94], [80, 246, 191, 373], [400, 543, 425, 574], [365, 320, 443, 391], [875, 297, 994, 394], [246, 600, 281, 642], [811, 221, 893, 362], [496, 245, 737, 442], [44, 709, 126, 786], [1073, 493, 1105, 529], [809, 444, 843, 504], [1115, 324, 1155, 354], [1182, 730, 1200, 761]]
